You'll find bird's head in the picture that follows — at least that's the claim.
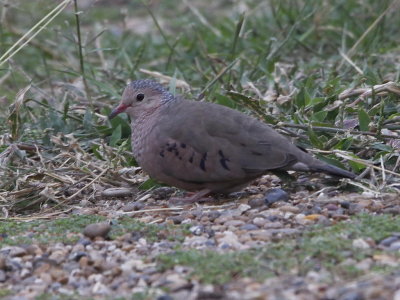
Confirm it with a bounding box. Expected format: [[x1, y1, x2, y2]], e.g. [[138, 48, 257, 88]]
[[109, 79, 174, 120]]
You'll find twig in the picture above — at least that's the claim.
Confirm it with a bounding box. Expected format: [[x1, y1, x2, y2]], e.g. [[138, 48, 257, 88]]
[[67, 168, 109, 200], [312, 149, 400, 178], [148, 218, 164, 224], [380, 156, 386, 182], [0, 207, 74, 221], [201, 203, 236, 210], [120, 207, 184, 215], [339, 50, 363, 75], [43, 172, 75, 184], [339, 81, 400, 107], [346, 180, 382, 196]]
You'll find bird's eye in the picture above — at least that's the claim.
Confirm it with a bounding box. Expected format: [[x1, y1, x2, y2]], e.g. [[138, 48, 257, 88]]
[[136, 93, 144, 101]]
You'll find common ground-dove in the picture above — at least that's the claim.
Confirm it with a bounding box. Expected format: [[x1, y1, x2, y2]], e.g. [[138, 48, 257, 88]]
[[109, 79, 355, 202]]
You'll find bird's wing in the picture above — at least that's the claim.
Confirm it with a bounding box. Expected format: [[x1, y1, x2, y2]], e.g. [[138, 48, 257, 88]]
[[149, 100, 300, 184]]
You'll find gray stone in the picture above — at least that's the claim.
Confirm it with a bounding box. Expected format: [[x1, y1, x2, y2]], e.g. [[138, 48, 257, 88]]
[[240, 224, 259, 231], [264, 188, 289, 206]]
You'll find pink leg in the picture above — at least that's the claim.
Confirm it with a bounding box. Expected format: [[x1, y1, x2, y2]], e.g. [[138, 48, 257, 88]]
[[169, 189, 214, 204]]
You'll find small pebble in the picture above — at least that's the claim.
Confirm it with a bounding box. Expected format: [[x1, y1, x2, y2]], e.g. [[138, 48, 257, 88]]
[[157, 295, 174, 300], [380, 236, 400, 247], [83, 222, 111, 239], [326, 203, 338, 211], [340, 201, 351, 209], [352, 238, 370, 249], [69, 251, 88, 261], [168, 216, 184, 224], [264, 188, 289, 206], [263, 222, 283, 229], [304, 214, 323, 221], [102, 187, 135, 197], [348, 203, 363, 214], [280, 205, 300, 213], [207, 211, 221, 221], [317, 215, 331, 226], [332, 214, 349, 220], [79, 199, 90, 207], [383, 206, 400, 214], [224, 220, 245, 227], [237, 204, 251, 213], [0, 270, 6, 282], [253, 217, 267, 227], [78, 238, 92, 246], [338, 290, 364, 300], [389, 241, 400, 251], [0, 256, 5, 270], [267, 215, 279, 222], [6, 246, 27, 257], [248, 198, 264, 208], [394, 290, 400, 300], [25, 244, 42, 256], [205, 240, 216, 247], [189, 225, 204, 236], [122, 202, 145, 212], [240, 224, 259, 231], [152, 187, 176, 200]]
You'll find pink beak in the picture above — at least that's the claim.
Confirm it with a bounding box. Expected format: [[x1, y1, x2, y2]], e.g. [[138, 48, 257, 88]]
[[108, 104, 128, 119]]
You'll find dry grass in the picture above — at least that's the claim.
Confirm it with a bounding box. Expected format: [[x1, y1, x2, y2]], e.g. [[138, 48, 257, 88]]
[[1, 0, 400, 218]]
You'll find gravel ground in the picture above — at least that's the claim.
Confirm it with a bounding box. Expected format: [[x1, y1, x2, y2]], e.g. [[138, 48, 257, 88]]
[[1, 174, 400, 300]]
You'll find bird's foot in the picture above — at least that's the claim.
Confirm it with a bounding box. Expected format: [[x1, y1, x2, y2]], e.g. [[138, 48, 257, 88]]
[[169, 189, 213, 205]]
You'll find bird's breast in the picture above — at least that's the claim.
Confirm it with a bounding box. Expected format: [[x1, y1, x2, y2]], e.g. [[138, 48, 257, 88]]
[[130, 111, 164, 167]]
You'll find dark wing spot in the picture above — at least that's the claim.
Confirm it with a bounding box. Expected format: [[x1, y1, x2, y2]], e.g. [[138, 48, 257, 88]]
[[199, 152, 207, 171], [159, 150, 165, 158], [189, 152, 195, 163], [166, 143, 177, 152], [220, 159, 230, 171], [165, 143, 181, 157], [240, 143, 246, 147], [180, 143, 186, 148], [218, 149, 230, 171]]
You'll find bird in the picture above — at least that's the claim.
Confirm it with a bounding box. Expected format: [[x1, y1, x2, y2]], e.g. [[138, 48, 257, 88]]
[[109, 79, 356, 203]]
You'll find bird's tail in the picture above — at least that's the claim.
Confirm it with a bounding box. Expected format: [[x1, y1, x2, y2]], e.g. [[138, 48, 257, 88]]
[[293, 151, 357, 179], [315, 163, 356, 179]]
